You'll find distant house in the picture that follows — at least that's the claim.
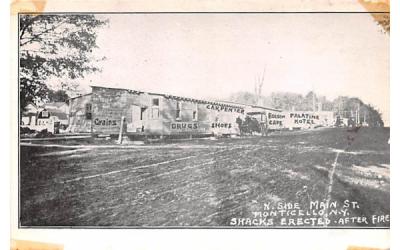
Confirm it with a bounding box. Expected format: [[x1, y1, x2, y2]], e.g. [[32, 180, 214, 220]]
[[43, 102, 69, 113], [42, 102, 69, 127], [21, 102, 39, 127], [21, 102, 69, 133]]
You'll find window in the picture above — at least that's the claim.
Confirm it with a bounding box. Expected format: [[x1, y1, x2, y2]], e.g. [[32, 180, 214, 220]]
[[192, 104, 198, 121], [152, 98, 159, 106], [176, 101, 182, 120], [151, 98, 159, 119], [85, 103, 92, 120]]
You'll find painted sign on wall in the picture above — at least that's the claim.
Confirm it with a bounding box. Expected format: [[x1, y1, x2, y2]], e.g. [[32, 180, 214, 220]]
[[284, 111, 335, 129], [289, 113, 319, 125], [94, 118, 118, 126], [171, 122, 199, 130], [211, 123, 232, 129], [267, 111, 334, 129], [206, 104, 244, 114], [268, 113, 286, 127]]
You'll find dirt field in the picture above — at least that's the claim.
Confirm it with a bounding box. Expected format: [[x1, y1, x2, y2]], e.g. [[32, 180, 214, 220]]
[[19, 127, 390, 227]]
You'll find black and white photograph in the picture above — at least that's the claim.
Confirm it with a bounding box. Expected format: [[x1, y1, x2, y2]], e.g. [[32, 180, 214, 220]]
[[18, 7, 389, 228]]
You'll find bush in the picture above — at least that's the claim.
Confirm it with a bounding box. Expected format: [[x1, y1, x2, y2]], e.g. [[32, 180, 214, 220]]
[[35, 129, 54, 138], [20, 126, 36, 134]]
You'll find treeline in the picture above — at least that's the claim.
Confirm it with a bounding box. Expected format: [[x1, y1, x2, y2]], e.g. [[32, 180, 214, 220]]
[[227, 91, 384, 127]]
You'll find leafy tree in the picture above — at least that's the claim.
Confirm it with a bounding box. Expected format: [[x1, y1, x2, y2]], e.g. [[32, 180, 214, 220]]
[[228, 91, 257, 105], [270, 92, 306, 110], [19, 14, 108, 110], [305, 91, 317, 111], [363, 104, 384, 127], [228, 91, 385, 127], [47, 89, 69, 103], [331, 96, 384, 127]]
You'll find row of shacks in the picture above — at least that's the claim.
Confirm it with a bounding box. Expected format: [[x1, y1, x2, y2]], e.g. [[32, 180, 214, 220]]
[[64, 85, 335, 137]]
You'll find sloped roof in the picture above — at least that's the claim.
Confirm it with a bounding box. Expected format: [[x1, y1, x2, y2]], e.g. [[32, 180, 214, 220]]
[[69, 93, 93, 100], [22, 102, 38, 115], [89, 85, 246, 110], [249, 104, 282, 112], [39, 108, 68, 120]]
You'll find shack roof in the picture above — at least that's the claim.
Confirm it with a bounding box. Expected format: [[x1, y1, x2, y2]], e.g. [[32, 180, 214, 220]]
[[247, 111, 266, 115], [68, 93, 92, 100], [77, 85, 281, 112], [217, 101, 282, 112], [249, 105, 282, 112], [89, 85, 247, 110]]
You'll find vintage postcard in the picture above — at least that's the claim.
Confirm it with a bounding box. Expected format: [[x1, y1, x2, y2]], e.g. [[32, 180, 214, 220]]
[[10, 0, 391, 248]]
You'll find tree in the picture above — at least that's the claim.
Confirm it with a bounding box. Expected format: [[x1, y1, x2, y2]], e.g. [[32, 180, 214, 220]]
[[305, 91, 317, 111], [47, 89, 69, 103], [228, 91, 385, 127], [254, 67, 266, 106], [332, 96, 384, 127], [19, 14, 108, 110]]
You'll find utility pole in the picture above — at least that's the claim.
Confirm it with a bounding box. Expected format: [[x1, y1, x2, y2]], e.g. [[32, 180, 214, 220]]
[[356, 110, 358, 125], [118, 116, 125, 144]]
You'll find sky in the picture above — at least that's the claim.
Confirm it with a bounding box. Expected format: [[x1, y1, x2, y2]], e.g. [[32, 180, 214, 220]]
[[76, 13, 389, 125]]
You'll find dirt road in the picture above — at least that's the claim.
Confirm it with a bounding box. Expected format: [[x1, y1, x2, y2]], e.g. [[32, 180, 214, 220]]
[[19, 127, 390, 227]]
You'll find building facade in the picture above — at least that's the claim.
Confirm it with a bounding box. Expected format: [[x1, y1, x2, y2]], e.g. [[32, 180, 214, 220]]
[[266, 111, 336, 130], [69, 86, 247, 136], [68, 86, 335, 136]]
